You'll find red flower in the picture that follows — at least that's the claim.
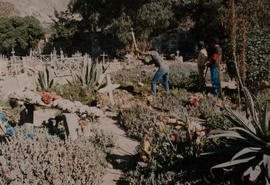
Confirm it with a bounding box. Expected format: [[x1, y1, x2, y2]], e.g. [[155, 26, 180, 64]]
[[171, 134, 179, 141], [190, 97, 199, 107]]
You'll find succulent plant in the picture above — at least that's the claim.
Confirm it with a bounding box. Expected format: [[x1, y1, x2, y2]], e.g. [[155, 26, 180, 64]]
[[203, 85, 270, 184], [37, 66, 54, 91], [68, 58, 103, 90]]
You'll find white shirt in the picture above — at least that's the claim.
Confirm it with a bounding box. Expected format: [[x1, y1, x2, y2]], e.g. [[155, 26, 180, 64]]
[[197, 48, 208, 67]]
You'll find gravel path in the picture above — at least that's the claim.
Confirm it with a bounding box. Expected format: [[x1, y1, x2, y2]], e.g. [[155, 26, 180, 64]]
[[98, 112, 139, 185]]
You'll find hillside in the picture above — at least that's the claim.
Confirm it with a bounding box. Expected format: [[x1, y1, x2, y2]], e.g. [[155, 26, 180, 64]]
[[0, 0, 70, 24]]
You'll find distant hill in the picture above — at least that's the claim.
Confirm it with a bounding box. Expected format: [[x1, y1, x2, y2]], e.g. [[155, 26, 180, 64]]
[[0, 0, 70, 24], [0, 2, 20, 17]]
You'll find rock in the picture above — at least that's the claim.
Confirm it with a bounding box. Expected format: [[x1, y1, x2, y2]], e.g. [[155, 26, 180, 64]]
[[168, 119, 177, 124], [87, 107, 104, 117], [79, 105, 89, 114], [52, 99, 62, 108], [63, 113, 80, 141], [138, 82, 144, 87], [23, 123, 34, 130], [33, 109, 58, 126], [8, 90, 103, 117], [74, 101, 83, 108]]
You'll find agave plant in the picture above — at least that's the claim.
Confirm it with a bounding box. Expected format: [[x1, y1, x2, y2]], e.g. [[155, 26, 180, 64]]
[[37, 66, 54, 91], [203, 75, 270, 184], [68, 58, 103, 90]]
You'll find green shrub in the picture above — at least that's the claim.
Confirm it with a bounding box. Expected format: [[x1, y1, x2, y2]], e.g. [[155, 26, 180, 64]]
[[223, 28, 270, 90], [169, 63, 199, 89], [112, 66, 154, 85], [0, 16, 44, 55], [52, 82, 98, 106]]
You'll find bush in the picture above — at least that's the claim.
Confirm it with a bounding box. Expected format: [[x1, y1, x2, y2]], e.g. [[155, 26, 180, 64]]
[[245, 28, 270, 88], [151, 91, 218, 119], [52, 82, 98, 106], [223, 28, 270, 90], [119, 89, 236, 184], [112, 65, 154, 85], [169, 63, 199, 89], [0, 16, 44, 55], [0, 126, 113, 184], [121, 106, 232, 185]]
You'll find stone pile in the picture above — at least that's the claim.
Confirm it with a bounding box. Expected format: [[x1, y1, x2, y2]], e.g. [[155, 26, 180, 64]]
[[8, 90, 104, 117]]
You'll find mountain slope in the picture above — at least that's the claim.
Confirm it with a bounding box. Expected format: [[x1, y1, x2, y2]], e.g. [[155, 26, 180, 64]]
[[0, 0, 70, 24]]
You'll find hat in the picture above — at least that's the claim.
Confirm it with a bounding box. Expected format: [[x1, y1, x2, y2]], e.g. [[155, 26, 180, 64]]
[[199, 41, 205, 48]]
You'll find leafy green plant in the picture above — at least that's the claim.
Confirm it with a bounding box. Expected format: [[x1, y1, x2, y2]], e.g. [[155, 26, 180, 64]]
[[37, 66, 54, 91], [204, 81, 270, 184], [68, 59, 103, 90]]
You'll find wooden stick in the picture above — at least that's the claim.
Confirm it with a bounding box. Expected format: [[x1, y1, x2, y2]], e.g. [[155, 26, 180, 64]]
[[131, 28, 137, 49]]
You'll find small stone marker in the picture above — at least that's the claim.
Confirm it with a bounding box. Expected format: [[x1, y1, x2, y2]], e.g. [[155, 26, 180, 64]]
[[33, 109, 58, 126], [98, 74, 120, 105], [100, 52, 107, 66], [11, 48, 15, 58], [125, 53, 131, 65], [176, 50, 180, 57], [51, 47, 57, 69], [60, 48, 64, 60], [63, 113, 80, 141]]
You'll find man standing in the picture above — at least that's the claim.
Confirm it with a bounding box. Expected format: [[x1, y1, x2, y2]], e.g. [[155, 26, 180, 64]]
[[136, 47, 169, 94], [207, 38, 222, 96], [197, 41, 208, 90]]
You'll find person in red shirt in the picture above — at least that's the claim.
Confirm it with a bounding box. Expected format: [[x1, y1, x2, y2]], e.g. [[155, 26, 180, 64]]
[[207, 38, 222, 96]]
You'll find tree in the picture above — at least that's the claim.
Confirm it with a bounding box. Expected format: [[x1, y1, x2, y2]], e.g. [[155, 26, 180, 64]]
[[46, 10, 83, 55], [220, 0, 270, 89], [0, 16, 44, 56], [68, 0, 174, 54], [191, 0, 269, 41]]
